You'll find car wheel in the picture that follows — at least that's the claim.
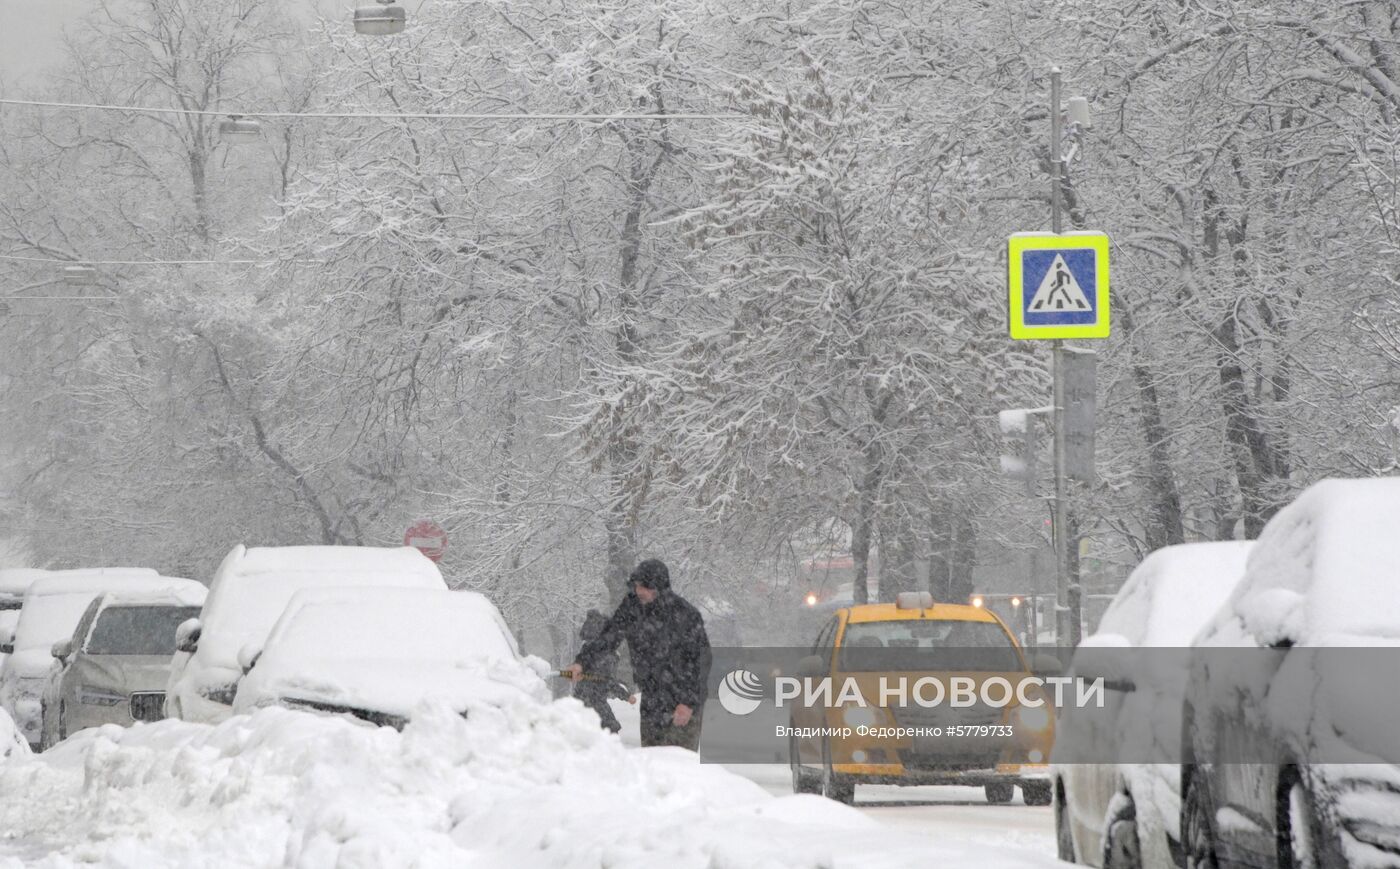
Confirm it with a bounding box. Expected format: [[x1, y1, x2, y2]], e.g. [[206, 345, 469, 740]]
[[1023, 781, 1052, 807], [985, 782, 1014, 804], [790, 732, 820, 795], [820, 737, 855, 805], [1183, 773, 1218, 869], [1103, 795, 1142, 869], [1055, 783, 1079, 863]]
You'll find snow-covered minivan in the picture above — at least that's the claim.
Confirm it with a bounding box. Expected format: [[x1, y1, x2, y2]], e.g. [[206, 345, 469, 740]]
[[165, 545, 449, 724]]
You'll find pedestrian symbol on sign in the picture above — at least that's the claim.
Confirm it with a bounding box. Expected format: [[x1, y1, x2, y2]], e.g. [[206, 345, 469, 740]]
[[1029, 255, 1091, 312], [1007, 232, 1111, 340]]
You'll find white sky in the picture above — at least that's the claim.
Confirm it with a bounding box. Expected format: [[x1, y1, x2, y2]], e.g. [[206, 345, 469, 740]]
[[0, 0, 353, 86], [0, 0, 88, 85]]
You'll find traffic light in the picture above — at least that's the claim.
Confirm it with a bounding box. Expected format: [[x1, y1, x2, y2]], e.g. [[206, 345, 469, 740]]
[[998, 409, 1039, 495]]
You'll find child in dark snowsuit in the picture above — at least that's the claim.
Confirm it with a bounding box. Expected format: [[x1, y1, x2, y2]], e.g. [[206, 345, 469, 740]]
[[573, 609, 634, 733]]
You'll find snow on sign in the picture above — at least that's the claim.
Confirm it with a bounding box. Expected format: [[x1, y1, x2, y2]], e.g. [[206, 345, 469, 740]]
[[1008, 231, 1111, 339], [403, 519, 448, 562]]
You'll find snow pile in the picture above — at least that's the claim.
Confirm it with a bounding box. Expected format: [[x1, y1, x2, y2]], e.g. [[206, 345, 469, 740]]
[[0, 695, 1051, 868]]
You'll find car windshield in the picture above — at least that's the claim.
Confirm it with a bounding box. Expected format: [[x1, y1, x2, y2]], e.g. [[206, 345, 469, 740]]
[[839, 619, 1022, 671], [86, 605, 202, 655]]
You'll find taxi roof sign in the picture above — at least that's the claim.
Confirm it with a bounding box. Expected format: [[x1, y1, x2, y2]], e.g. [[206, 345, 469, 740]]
[[1008, 231, 1110, 339]]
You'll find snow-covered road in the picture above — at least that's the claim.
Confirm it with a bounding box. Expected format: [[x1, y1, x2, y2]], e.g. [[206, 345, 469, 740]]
[[734, 765, 1056, 855]]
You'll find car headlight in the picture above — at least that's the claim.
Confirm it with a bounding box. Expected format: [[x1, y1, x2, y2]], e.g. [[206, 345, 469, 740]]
[[77, 686, 127, 707], [1013, 703, 1052, 733], [841, 704, 882, 729]]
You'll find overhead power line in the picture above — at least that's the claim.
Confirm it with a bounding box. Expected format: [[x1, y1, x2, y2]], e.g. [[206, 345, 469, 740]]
[[1, 296, 116, 302], [0, 97, 748, 123], [0, 254, 318, 266]]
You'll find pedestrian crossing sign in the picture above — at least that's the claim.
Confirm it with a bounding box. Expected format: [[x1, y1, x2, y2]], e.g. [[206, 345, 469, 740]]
[[1008, 232, 1111, 339]]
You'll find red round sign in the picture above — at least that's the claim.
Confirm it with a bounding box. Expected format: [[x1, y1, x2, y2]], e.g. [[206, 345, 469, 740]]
[[404, 520, 448, 562]]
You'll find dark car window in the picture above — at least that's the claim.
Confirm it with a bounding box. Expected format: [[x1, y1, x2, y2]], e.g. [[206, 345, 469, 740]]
[[85, 605, 203, 655], [839, 619, 1023, 672], [0, 600, 21, 611]]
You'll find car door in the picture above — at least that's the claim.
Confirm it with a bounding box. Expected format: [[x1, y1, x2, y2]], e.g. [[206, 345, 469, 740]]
[[1059, 646, 1136, 866], [43, 598, 101, 745], [792, 615, 839, 766], [1204, 640, 1292, 866]]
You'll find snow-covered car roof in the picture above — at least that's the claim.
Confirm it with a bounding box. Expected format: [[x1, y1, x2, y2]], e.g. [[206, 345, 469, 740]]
[[197, 545, 449, 669], [92, 578, 207, 609], [1197, 477, 1400, 646], [0, 567, 159, 598], [218, 545, 444, 583], [0, 569, 53, 598], [236, 588, 544, 718], [1088, 541, 1253, 647], [11, 574, 196, 657], [12, 593, 101, 654], [23, 572, 190, 602]]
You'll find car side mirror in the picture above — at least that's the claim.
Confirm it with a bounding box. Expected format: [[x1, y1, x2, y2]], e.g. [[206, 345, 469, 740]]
[[175, 618, 202, 655], [796, 654, 827, 679], [1031, 653, 1064, 675], [51, 638, 75, 662], [1241, 589, 1304, 650], [237, 643, 262, 675], [1070, 646, 1136, 693]]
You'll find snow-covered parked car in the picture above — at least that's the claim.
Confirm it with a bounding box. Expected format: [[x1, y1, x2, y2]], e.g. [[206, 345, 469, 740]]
[[0, 569, 51, 667], [39, 578, 206, 750], [166, 545, 449, 724], [0, 569, 166, 748], [1051, 540, 1252, 868], [1181, 478, 1400, 869], [233, 587, 548, 728]]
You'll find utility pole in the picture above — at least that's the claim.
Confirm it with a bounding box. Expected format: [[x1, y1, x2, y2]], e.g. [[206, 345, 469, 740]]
[[1005, 69, 1104, 649], [1049, 67, 1075, 649]]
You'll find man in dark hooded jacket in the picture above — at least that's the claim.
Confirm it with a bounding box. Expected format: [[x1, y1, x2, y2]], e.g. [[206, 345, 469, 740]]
[[566, 559, 711, 749]]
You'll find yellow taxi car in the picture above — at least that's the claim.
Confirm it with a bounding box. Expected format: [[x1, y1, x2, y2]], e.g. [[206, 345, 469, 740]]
[[787, 591, 1055, 805]]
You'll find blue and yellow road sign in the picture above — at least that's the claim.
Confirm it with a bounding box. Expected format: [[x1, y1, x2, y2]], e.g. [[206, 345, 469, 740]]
[[1008, 232, 1111, 339]]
